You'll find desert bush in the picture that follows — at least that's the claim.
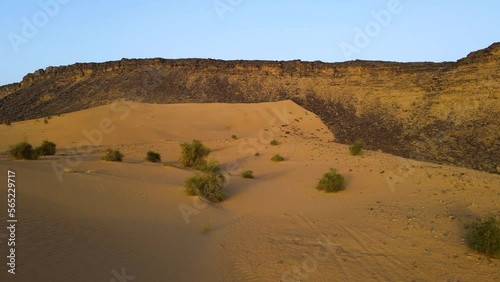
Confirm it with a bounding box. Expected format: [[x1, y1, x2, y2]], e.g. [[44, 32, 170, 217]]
[[316, 168, 345, 193], [349, 140, 365, 156], [201, 220, 213, 234], [36, 140, 56, 156], [254, 152, 260, 156], [184, 161, 225, 203], [270, 139, 280, 146], [231, 135, 238, 140], [43, 118, 48, 124], [8, 141, 38, 160], [191, 159, 209, 171], [102, 148, 123, 162], [241, 170, 254, 179], [201, 160, 222, 174], [3, 119, 11, 126], [146, 150, 161, 162], [180, 140, 210, 167], [465, 214, 500, 257], [271, 154, 285, 162]]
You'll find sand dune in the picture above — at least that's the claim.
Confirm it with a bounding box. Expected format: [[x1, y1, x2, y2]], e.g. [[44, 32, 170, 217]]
[[0, 100, 498, 281]]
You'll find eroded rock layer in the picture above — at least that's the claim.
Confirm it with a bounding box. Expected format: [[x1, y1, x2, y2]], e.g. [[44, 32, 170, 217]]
[[1, 43, 499, 173]]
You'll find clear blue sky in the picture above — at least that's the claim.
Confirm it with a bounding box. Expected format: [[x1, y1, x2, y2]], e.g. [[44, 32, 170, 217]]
[[1, 0, 499, 86]]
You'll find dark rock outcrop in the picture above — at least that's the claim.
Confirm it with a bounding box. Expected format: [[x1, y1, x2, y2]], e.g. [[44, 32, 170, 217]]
[[1, 43, 499, 173]]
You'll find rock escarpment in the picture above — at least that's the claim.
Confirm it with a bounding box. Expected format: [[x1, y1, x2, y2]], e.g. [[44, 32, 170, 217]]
[[1, 43, 499, 173]]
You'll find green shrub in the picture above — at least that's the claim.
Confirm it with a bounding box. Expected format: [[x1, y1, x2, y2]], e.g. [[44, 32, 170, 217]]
[[270, 139, 280, 146], [36, 140, 56, 156], [465, 214, 500, 258], [184, 161, 225, 203], [191, 159, 209, 171], [146, 150, 161, 162], [254, 152, 260, 156], [180, 140, 210, 167], [271, 154, 285, 162], [349, 140, 365, 156], [316, 168, 345, 193], [201, 220, 213, 234], [231, 135, 238, 140], [200, 160, 222, 174], [241, 170, 254, 179], [3, 119, 11, 126], [43, 118, 48, 124], [102, 148, 123, 162], [8, 141, 38, 160]]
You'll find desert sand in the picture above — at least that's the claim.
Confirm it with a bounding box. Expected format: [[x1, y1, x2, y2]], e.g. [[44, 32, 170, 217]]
[[0, 100, 498, 281]]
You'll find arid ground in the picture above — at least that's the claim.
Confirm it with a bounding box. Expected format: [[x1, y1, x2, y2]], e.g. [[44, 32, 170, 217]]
[[0, 100, 498, 281]]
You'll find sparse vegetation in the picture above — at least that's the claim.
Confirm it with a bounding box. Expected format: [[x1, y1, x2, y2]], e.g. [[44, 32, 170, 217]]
[[102, 148, 123, 162], [64, 168, 75, 173], [36, 140, 56, 156], [3, 119, 11, 126], [192, 159, 210, 171], [201, 220, 213, 234], [8, 141, 38, 160], [43, 118, 48, 124], [349, 140, 365, 156], [231, 135, 238, 140], [316, 168, 345, 193], [241, 170, 254, 179], [254, 152, 260, 156], [465, 214, 500, 258], [180, 140, 210, 167], [270, 139, 280, 146], [184, 160, 225, 203], [271, 154, 285, 162], [146, 150, 161, 163]]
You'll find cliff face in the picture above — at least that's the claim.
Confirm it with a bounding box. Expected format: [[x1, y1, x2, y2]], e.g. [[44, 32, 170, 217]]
[[1, 43, 499, 173]]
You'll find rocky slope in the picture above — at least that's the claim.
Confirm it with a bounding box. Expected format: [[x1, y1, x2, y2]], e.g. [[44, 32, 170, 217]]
[[1, 43, 499, 173]]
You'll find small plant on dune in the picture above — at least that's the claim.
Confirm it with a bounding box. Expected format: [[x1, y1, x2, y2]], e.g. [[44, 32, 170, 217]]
[[271, 154, 285, 162], [349, 140, 365, 156], [43, 118, 48, 124], [231, 135, 238, 140], [64, 168, 75, 174], [146, 150, 161, 163], [201, 220, 213, 234], [36, 140, 56, 156], [316, 168, 345, 193], [8, 141, 38, 160], [241, 170, 254, 179], [192, 159, 210, 171], [199, 160, 221, 174], [465, 214, 500, 258], [254, 152, 260, 156], [3, 119, 11, 126], [102, 148, 124, 162], [180, 139, 210, 167], [270, 139, 280, 146], [184, 160, 226, 203]]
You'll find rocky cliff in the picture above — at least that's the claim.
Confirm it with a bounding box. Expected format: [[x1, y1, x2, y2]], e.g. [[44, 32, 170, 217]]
[[1, 43, 499, 173]]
